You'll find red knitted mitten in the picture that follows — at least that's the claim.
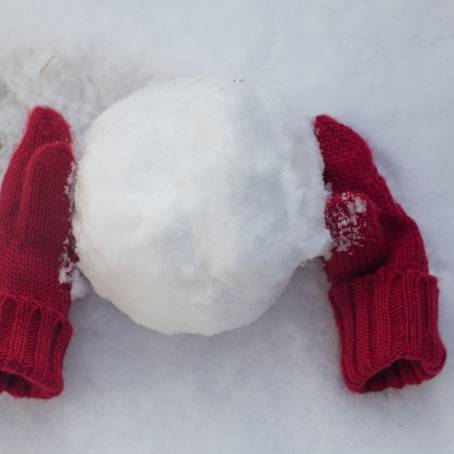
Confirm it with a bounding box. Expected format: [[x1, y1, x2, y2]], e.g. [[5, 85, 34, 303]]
[[314, 114, 446, 392], [0, 107, 75, 398]]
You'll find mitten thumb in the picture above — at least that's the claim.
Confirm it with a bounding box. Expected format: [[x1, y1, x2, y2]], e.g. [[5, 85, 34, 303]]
[[16, 142, 74, 251]]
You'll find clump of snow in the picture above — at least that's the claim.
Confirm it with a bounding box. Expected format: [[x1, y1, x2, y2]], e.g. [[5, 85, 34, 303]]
[[58, 161, 89, 301], [58, 244, 74, 286], [73, 78, 329, 335], [69, 270, 90, 301], [59, 237, 89, 301], [327, 193, 368, 254], [59, 258, 89, 301], [64, 161, 76, 197]]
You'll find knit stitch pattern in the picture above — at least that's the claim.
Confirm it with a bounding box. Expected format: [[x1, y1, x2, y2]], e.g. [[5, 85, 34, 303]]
[[315, 115, 446, 392], [0, 107, 74, 398]]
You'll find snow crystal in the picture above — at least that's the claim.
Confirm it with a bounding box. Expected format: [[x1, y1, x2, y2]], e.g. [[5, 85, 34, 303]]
[[328, 193, 368, 254], [73, 78, 329, 335]]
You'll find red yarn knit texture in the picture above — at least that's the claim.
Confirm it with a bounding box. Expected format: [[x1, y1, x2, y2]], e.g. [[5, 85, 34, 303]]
[[315, 115, 446, 392], [0, 107, 74, 398]]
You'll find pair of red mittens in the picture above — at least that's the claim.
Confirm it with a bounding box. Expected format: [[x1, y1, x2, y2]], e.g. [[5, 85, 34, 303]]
[[0, 107, 446, 398], [317, 115, 446, 392], [0, 107, 75, 398]]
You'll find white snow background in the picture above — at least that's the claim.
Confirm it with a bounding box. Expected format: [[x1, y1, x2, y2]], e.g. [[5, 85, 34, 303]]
[[0, 1, 454, 453]]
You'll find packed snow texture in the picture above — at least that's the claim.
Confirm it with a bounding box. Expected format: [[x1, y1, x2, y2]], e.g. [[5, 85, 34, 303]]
[[0, 1, 454, 453], [73, 78, 329, 335]]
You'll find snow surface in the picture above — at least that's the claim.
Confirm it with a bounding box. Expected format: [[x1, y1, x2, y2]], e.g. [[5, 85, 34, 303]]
[[0, 1, 454, 453], [74, 78, 329, 335]]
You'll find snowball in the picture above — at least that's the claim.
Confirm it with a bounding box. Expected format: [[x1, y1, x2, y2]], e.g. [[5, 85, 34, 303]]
[[73, 78, 329, 335]]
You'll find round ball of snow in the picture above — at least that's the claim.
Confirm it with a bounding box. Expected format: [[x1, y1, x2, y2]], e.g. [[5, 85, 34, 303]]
[[73, 79, 329, 335]]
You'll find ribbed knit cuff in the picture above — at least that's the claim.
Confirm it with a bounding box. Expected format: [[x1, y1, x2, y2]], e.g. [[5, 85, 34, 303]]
[[0, 294, 72, 398], [329, 269, 446, 392]]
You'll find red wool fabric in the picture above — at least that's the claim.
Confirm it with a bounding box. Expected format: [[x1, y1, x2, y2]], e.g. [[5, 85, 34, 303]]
[[0, 107, 74, 398], [315, 115, 446, 392]]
